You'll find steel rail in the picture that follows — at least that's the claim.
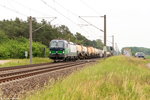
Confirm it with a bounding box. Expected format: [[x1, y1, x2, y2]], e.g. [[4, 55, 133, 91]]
[[0, 62, 70, 71], [0, 61, 89, 83], [0, 62, 82, 77]]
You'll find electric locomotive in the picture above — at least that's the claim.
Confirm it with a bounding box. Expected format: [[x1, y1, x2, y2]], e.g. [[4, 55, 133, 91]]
[[49, 39, 77, 61]]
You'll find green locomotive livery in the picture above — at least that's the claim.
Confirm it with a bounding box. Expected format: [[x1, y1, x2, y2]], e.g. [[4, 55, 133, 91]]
[[49, 39, 77, 61], [49, 39, 112, 62]]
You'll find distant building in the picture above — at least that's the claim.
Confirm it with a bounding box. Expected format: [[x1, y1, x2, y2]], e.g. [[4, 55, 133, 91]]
[[123, 48, 132, 56]]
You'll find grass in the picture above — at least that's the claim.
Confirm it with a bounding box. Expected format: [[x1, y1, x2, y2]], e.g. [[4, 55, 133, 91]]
[[0, 57, 53, 68], [24, 56, 150, 100], [145, 55, 150, 59]]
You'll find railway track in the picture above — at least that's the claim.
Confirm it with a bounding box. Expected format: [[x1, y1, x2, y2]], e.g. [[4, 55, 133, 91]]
[[0, 62, 66, 71], [0, 58, 98, 72], [0, 59, 97, 84]]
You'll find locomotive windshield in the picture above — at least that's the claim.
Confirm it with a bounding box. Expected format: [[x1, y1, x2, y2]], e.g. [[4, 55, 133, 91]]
[[57, 41, 64, 48], [50, 41, 64, 48], [50, 41, 57, 47]]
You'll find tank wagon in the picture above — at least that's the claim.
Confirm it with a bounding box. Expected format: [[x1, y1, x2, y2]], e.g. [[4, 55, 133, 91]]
[[76, 45, 87, 59], [49, 39, 111, 61]]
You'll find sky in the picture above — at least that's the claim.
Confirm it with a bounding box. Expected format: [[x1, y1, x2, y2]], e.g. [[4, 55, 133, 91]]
[[0, 0, 150, 50]]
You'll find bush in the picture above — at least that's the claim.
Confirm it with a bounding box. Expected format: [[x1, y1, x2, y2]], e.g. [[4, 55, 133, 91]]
[[0, 37, 49, 59], [0, 30, 9, 43]]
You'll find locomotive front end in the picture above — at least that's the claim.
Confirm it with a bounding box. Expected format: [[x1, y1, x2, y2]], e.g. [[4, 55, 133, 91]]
[[49, 40, 66, 60]]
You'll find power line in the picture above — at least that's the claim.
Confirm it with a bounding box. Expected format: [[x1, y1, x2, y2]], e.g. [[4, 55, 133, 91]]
[[33, 17, 57, 33], [53, 1, 99, 36], [54, 0, 78, 17], [41, 0, 104, 42], [52, 1, 91, 35], [41, 0, 77, 25], [79, 26, 93, 36], [0, 4, 27, 17], [2, 0, 57, 21], [79, 16, 104, 32], [80, 0, 100, 15], [101, 39, 112, 43], [53, 1, 103, 35], [11, 0, 51, 16], [41, 0, 96, 38], [79, 0, 108, 50], [52, 1, 107, 47], [107, 40, 112, 44]]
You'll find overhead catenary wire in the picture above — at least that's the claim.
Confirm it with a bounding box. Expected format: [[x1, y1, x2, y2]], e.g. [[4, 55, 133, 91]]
[[54, 2, 94, 34], [3, 0, 108, 44], [8, 0, 58, 24], [41, 0, 77, 25], [42, 0, 104, 41], [101, 39, 112, 45], [11, 0, 51, 17], [41, 0, 97, 39], [51, 1, 90, 33], [1, 0, 58, 26], [41, 0, 84, 34], [53, 1, 101, 33], [35, 17, 57, 25], [0, 4, 27, 17], [78, 1, 107, 42], [79, 0, 100, 15], [79, 26, 93, 36], [79, 16, 104, 32], [4, 0, 107, 43], [54, 0, 78, 17], [33, 17, 57, 33]]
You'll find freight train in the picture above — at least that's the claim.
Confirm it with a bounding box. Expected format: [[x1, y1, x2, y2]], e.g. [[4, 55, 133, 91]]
[[49, 39, 111, 61]]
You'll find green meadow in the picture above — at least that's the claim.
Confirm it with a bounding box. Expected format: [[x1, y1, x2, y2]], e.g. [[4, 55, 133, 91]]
[[23, 56, 150, 100], [0, 57, 52, 68], [146, 55, 150, 59]]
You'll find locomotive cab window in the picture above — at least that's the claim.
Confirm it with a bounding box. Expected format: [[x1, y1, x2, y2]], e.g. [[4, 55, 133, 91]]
[[50, 41, 57, 48], [50, 41, 64, 48], [58, 41, 64, 48]]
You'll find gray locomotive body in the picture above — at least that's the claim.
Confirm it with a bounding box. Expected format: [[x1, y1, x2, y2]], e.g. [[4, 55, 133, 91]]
[[49, 39, 110, 61]]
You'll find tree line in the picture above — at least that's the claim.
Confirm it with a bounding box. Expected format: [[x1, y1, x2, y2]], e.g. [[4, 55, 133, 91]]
[[0, 18, 104, 59], [122, 47, 150, 55]]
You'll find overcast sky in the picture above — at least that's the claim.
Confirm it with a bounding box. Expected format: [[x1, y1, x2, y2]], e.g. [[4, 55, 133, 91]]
[[0, 0, 150, 49]]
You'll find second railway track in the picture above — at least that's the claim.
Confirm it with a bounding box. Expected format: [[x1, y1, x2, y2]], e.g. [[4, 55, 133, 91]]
[[0, 59, 97, 84]]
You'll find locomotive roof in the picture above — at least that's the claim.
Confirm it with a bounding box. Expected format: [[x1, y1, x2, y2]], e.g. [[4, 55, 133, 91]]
[[50, 39, 102, 50], [51, 39, 68, 42], [51, 39, 76, 44]]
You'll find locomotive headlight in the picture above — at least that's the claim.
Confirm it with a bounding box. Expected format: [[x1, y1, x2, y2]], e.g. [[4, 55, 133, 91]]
[[63, 51, 65, 54], [49, 51, 51, 54]]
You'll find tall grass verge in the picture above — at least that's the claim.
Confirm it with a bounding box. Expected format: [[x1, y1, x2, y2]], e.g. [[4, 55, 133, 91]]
[[0, 57, 52, 68], [145, 55, 150, 59], [25, 56, 150, 100]]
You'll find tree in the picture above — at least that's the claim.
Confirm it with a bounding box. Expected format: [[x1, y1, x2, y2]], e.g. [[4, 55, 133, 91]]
[[0, 30, 8, 43], [122, 47, 150, 55], [0, 18, 104, 49], [95, 39, 104, 49]]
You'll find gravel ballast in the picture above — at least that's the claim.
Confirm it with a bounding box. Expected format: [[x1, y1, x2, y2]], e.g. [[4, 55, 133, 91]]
[[0, 62, 95, 99]]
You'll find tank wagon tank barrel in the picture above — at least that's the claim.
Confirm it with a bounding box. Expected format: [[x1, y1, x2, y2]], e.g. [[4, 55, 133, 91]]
[[49, 39, 112, 62]]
